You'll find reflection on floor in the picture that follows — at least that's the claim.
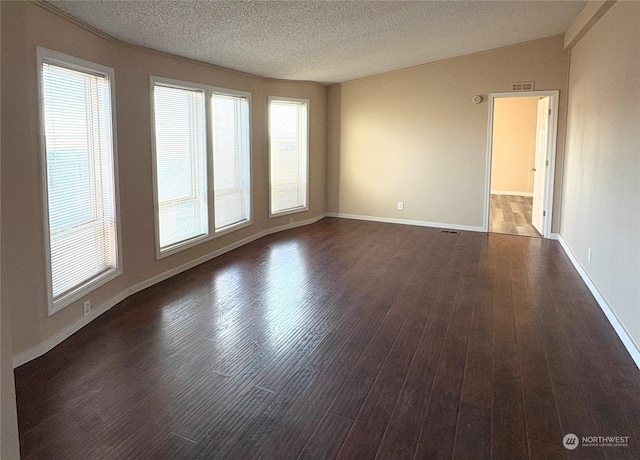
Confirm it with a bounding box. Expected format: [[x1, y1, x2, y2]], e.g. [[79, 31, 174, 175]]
[[15, 219, 640, 459], [490, 194, 540, 237]]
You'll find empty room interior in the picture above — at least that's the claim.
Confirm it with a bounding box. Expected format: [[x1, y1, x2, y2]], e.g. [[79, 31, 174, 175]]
[[1, 1, 639, 459]]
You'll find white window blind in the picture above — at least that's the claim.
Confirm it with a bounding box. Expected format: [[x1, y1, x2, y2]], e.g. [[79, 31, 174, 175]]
[[269, 98, 308, 215], [152, 78, 252, 257], [212, 93, 250, 231], [40, 53, 120, 312], [153, 85, 208, 250]]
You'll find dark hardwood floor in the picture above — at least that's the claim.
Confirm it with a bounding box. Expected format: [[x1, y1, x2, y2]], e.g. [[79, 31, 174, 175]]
[[490, 194, 540, 237], [14, 218, 640, 459]]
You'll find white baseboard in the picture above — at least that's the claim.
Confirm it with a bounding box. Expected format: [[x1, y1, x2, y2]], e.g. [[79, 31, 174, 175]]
[[556, 235, 640, 370], [13, 213, 327, 368], [326, 212, 484, 233], [491, 190, 533, 197], [27, 214, 637, 373], [12, 290, 130, 367]]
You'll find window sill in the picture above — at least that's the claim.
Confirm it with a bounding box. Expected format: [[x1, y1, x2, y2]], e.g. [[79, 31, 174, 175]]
[[269, 206, 309, 219], [49, 267, 122, 316], [157, 219, 252, 260]]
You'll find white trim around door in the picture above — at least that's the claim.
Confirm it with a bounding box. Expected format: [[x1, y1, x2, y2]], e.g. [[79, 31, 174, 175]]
[[483, 90, 559, 238]]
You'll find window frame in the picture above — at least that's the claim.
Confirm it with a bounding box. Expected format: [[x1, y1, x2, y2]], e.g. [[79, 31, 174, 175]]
[[37, 47, 123, 316], [211, 92, 252, 234], [151, 79, 210, 255], [268, 96, 310, 218], [150, 76, 252, 259]]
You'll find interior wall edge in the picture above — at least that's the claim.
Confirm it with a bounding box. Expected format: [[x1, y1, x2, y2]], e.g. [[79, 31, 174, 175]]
[[556, 234, 640, 370], [13, 213, 328, 367], [559, 0, 639, 373], [0, 1, 22, 454], [325, 83, 342, 213], [564, 0, 617, 49]]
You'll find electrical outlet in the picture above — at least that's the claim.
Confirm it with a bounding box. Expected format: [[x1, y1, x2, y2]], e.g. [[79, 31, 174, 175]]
[[83, 300, 91, 316], [397, 201, 404, 210], [587, 248, 592, 262], [289, 217, 294, 224]]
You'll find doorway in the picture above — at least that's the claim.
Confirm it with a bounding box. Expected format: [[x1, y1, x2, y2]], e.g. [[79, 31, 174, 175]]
[[484, 91, 559, 238]]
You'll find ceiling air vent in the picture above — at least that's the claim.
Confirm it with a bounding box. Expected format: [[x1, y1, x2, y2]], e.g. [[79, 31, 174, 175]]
[[511, 81, 535, 91]]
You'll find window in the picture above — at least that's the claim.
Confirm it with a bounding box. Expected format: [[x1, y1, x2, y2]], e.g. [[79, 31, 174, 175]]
[[38, 48, 121, 314], [153, 85, 208, 249], [151, 77, 251, 256], [269, 98, 309, 216], [212, 94, 251, 231]]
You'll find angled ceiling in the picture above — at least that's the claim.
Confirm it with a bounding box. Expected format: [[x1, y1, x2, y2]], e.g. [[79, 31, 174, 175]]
[[47, 0, 586, 84]]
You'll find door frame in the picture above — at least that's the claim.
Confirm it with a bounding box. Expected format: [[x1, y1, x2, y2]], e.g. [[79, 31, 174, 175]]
[[483, 90, 560, 238]]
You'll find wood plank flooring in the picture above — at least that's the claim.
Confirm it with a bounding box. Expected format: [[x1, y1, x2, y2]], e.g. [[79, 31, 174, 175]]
[[490, 194, 540, 237], [14, 218, 640, 459]]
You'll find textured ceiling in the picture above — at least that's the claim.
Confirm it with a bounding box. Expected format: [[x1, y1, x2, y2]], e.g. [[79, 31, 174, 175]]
[[47, 0, 586, 84]]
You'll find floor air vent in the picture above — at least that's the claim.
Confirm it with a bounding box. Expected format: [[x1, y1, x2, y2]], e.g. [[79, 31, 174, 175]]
[[439, 230, 459, 234]]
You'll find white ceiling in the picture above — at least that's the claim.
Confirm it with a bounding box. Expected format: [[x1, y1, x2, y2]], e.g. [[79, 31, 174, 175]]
[[48, 0, 586, 84]]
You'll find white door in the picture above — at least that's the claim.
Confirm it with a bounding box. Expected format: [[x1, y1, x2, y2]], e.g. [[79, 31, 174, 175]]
[[532, 96, 550, 234]]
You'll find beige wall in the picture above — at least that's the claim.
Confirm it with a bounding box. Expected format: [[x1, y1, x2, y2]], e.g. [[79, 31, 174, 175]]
[[326, 84, 342, 212], [564, 0, 616, 49], [328, 35, 569, 230], [1, 1, 327, 358], [0, 3, 22, 457], [560, 2, 640, 352], [491, 97, 538, 195], [0, 284, 20, 460]]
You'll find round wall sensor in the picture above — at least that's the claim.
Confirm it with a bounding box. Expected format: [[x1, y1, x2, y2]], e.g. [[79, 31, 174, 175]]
[[472, 95, 482, 104]]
